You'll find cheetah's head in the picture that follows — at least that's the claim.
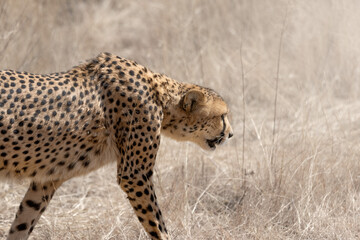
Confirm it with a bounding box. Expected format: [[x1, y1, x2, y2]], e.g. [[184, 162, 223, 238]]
[[163, 88, 233, 151]]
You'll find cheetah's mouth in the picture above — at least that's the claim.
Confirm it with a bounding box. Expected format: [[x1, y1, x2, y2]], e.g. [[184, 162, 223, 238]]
[[206, 136, 224, 150]]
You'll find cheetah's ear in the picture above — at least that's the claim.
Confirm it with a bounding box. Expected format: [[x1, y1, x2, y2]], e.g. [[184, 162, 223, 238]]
[[182, 90, 205, 112]]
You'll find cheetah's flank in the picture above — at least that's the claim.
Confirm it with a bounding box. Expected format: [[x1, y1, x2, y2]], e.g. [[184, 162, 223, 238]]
[[0, 52, 233, 240]]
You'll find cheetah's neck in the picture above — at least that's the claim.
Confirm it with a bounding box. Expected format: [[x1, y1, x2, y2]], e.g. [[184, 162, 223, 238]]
[[147, 72, 196, 128]]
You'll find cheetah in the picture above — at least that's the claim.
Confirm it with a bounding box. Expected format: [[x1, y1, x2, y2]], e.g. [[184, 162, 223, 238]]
[[0, 52, 233, 240]]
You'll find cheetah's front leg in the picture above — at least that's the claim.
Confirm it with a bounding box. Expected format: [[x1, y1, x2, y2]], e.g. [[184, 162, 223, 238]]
[[7, 180, 63, 240], [116, 126, 169, 240], [118, 172, 168, 240]]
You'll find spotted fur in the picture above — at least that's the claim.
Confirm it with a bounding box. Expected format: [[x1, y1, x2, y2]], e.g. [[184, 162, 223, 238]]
[[0, 52, 233, 240]]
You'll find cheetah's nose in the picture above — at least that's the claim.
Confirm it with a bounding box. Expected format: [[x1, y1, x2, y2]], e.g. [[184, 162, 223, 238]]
[[228, 132, 233, 139]]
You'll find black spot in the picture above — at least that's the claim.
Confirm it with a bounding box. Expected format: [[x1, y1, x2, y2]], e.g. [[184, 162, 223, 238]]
[[47, 168, 55, 175], [16, 223, 28, 231], [146, 170, 153, 178], [19, 203, 24, 213], [31, 183, 37, 192], [150, 231, 159, 238], [144, 188, 149, 195], [26, 200, 41, 211], [147, 204, 153, 212], [68, 162, 76, 170]]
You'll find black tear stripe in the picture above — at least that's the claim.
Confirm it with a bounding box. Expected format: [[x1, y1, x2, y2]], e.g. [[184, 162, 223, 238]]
[[221, 115, 226, 136]]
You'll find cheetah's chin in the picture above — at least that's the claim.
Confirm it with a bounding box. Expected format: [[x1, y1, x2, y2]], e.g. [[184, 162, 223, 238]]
[[206, 136, 224, 150], [206, 140, 216, 150]]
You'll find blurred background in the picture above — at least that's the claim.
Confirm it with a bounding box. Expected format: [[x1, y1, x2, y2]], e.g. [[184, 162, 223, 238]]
[[0, 0, 359, 239]]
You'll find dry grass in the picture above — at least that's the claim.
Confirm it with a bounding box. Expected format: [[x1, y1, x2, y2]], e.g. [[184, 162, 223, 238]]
[[1, 0, 360, 239]]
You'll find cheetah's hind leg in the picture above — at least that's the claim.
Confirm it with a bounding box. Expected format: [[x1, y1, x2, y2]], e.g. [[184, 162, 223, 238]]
[[7, 180, 63, 240]]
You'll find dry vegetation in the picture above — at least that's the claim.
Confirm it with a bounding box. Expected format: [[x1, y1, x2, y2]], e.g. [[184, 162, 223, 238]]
[[1, 0, 360, 239]]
